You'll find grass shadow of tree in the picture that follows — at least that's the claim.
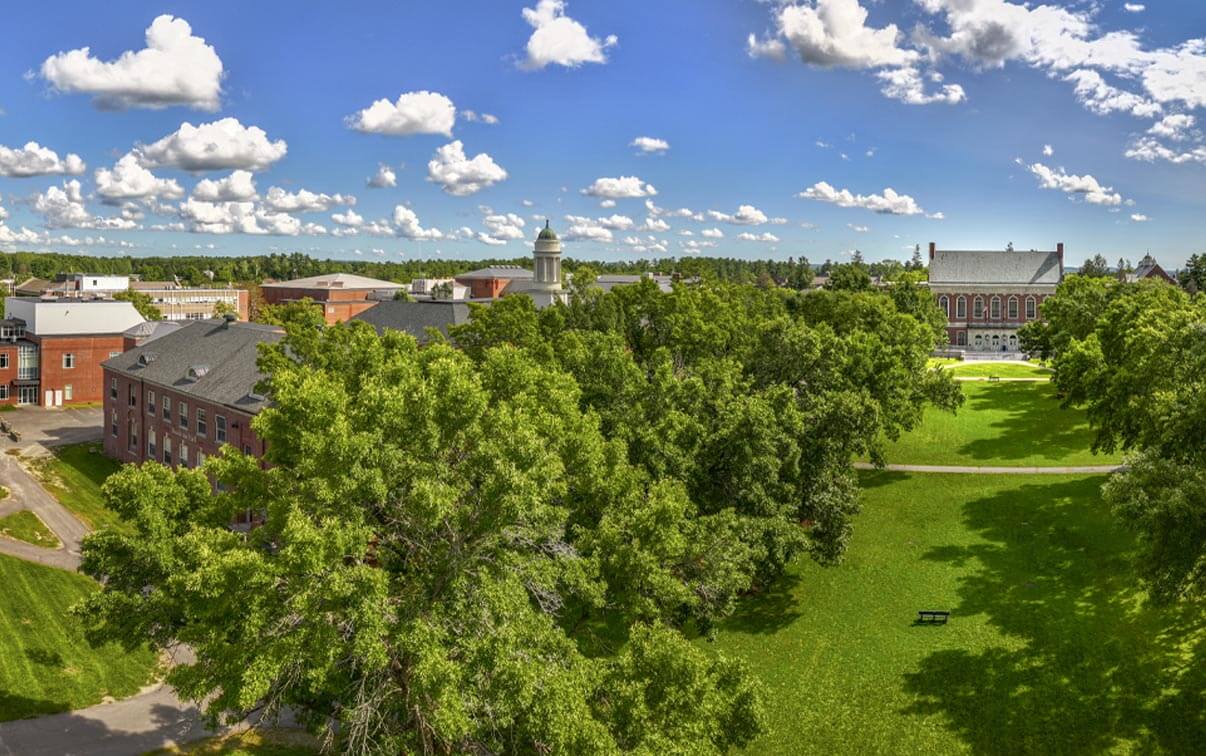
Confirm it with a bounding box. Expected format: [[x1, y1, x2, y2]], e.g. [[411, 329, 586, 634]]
[[716, 569, 806, 636], [956, 384, 1105, 464], [0, 690, 71, 722], [901, 476, 1204, 753]]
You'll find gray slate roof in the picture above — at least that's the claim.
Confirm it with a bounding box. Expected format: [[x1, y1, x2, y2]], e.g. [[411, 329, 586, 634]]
[[261, 272, 403, 290], [929, 250, 1062, 285], [453, 266, 533, 281], [123, 320, 183, 343], [351, 300, 471, 342], [103, 319, 284, 413]]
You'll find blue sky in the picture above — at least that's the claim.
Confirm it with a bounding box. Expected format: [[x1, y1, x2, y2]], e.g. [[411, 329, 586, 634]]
[[0, 0, 1203, 267]]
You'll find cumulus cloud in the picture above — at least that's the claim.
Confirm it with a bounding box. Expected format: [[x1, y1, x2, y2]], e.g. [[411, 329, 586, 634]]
[[701, 227, 724, 238], [749, 0, 917, 69], [1064, 69, 1161, 117], [1043, 144, 1055, 156], [462, 110, 499, 125], [0, 142, 85, 177], [366, 164, 398, 189], [1124, 3, 1145, 12], [1024, 161, 1124, 206], [1147, 114, 1196, 141], [135, 118, 287, 171], [36, 179, 138, 230], [738, 231, 781, 242], [797, 181, 929, 215], [846, 224, 870, 233], [598, 214, 635, 230], [645, 199, 702, 220], [345, 91, 456, 137], [426, 141, 507, 196], [520, 0, 617, 70], [331, 209, 364, 227], [39, 15, 223, 110], [1130, 213, 1148, 222], [581, 175, 657, 199], [639, 216, 670, 232], [631, 136, 670, 154], [562, 214, 614, 242], [481, 212, 526, 242], [1124, 137, 1206, 165], [263, 186, 355, 213], [95, 154, 184, 203], [191, 170, 256, 202], [707, 204, 770, 225], [178, 198, 306, 236], [394, 205, 445, 240], [878, 67, 966, 104]]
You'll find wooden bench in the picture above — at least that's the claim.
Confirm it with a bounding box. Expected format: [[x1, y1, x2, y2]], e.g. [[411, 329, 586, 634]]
[[988, 375, 1000, 382], [917, 610, 950, 624]]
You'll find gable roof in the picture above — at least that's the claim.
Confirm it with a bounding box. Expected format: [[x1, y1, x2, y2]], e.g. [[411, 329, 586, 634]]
[[454, 266, 534, 281], [261, 272, 403, 290], [104, 319, 284, 413], [351, 300, 471, 342], [929, 250, 1062, 285]]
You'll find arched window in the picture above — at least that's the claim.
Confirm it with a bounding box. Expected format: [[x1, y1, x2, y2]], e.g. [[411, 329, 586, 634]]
[[956, 296, 967, 319], [1025, 296, 1037, 319], [1007, 296, 1019, 320], [990, 296, 1002, 319], [956, 331, 967, 346], [973, 296, 985, 319], [938, 295, 950, 319]]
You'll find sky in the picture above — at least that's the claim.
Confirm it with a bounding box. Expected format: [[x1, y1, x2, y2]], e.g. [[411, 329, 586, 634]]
[[0, 0, 1203, 268]]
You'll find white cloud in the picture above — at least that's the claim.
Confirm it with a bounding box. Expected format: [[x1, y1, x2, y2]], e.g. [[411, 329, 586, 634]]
[[680, 239, 718, 253], [1147, 114, 1196, 141], [639, 216, 670, 232], [798, 181, 929, 215], [482, 212, 526, 241], [36, 179, 138, 230], [598, 214, 635, 230], [0, 142, 85, 177], [701, 227, 724, 238], [1124, 137, 1206, 165], [1043, 144, 1054, 156], [462, 110, 500, 125], [1024, 161, 1124, 206], [631, 136, 670, 154], [345, 91, 456, 137], [393, 205, 444, 240], [191, 170, 256, 202], [1064, 69, 1161, 117], [427, 141, 507, 196], [135, 118, 287, 171], [1124, 3, 1145, 12], [563, 214, 614, 242], [263, 186, 355, 213], [747, 34, 787, 62], [750, 0, 917, 69], [39, 15, 223, 110], [178, 198, 307, 236], [847, 224, 870, 233], [738, 231, 781, 242], [95, 154, 184, 203], [645, 199, 702, 220], [520, 0, 617, 70], [878, 67, 966, 105], [581, 175, 657, 199], [367, 164, 398, 188], [707, 204, 769, 225], [331, 209, 364, 227], [1130, 213, 1148, 222]]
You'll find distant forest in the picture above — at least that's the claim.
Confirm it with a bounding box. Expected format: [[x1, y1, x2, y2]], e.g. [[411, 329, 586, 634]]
[[0, 249, 918, 289]]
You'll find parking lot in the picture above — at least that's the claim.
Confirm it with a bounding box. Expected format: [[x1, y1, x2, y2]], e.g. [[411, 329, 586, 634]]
[[0, 405, 103, 456]]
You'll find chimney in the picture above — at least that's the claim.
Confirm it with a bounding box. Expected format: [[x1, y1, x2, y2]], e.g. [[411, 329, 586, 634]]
[[223, 312, 237, 328], [928, 242, 936, 261], [1056, 242, 1064, 268]]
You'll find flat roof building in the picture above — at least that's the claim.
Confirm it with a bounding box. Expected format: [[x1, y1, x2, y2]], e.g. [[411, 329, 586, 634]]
[[261, 272, 404, 324]]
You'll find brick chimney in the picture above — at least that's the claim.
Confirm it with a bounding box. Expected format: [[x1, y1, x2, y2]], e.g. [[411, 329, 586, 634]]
[[1056, 242, 1064, 270], [928, 242, 936, 261]]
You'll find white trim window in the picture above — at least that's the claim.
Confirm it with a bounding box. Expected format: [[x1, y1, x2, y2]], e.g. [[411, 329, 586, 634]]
[[62, 353, 75, 369], [956, 296, 967, 319], [990, 296, 1002, 320], [1025, 296, 1037, 319], [938, 295, 950, 319], [973, 296, 985, 319], [1007, 296, 1019, 320]]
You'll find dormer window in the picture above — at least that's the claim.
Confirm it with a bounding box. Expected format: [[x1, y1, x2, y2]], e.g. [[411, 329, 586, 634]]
[[186, 364, 210, 381], [138, 352, 158, 366]]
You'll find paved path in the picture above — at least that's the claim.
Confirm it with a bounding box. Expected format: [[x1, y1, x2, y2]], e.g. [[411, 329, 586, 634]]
[[0, 452, 87, 570], [953, 376, 1051, 382], [854, 462, 1122, 474]]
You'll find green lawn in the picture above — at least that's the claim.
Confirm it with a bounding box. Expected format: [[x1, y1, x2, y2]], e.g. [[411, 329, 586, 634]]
[[32, 442, 126, 532], [880, 382, 1123, 467], [0, 553, 159, 721], [145, 729, 318, 755], [710, 472, 1204, 754], [947, 362, 1052, 379], [0, 510, 61, 548]]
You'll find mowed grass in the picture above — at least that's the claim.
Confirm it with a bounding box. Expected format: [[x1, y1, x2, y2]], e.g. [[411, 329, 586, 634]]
[[947, 362, 1052, 379], [880, 382, 1123, 467], [710, 472, 1204, 754], [145, 728, 318, 755], [32, 442, 125, 532], [0, 511, 61, 548], [0, 553, 158, 721]]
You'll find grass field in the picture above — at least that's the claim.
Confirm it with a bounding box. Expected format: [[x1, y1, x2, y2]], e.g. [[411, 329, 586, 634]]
[[711, 472, 1204, 754], [0, 553, 158, 721], [0, 511, 61, 548], [32, 442, 125, 532], [879, 382, 1122, 467], [145, 729, 318, 755], [947, 362, 1052, 379]]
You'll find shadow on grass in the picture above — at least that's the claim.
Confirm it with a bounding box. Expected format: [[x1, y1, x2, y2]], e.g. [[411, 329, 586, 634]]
[[902, 476, 1204, 753], [719, 570, 805, 636], [0, 690, 70, 722], [956, 384, 1102, 464], [857, 470, 911, 490]]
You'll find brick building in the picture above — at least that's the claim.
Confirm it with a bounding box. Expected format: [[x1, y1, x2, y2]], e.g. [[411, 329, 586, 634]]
[[927, 243, 1064, 353], [17, 274, 250, 321], [2, 297, 144, 407], [260, 273, 403, 324], [101, 318, 283, 471]]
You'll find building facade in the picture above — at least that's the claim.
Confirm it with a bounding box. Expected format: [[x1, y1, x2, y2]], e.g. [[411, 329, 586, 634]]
[[260, 273, 404, 324], [928, 243, 1064, 353], [16, 274, 250, 321]]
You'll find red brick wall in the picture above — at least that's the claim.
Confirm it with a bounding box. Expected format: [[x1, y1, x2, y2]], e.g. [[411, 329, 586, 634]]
[[0, 344, 17, 406], [261, 287, 381, 324], [33, 334, 125, 406], [103, 367, 266, 468], [455, 278, 510, 299]]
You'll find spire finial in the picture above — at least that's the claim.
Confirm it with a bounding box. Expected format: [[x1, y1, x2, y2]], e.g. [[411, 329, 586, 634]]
[[545, 219, 550, 229]]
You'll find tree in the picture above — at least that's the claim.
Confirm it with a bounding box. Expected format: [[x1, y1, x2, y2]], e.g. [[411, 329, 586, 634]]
[[212, 300, 238, 318], [823, 263, 872, 292], [907, 244, 924, 271], [75, 322, 767, 753], [392, 288, 412, 302], [1079, 254, 1110, 278], [1178, 253, 1206, 292], [113, 289, 162, 321], [1017, 274, 1116, 362]]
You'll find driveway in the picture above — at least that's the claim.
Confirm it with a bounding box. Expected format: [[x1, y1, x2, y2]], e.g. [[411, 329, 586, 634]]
[[0, 406, 102, 457]]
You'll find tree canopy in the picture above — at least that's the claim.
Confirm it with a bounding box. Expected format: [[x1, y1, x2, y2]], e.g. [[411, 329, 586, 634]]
[[113, 288, 162, 321]]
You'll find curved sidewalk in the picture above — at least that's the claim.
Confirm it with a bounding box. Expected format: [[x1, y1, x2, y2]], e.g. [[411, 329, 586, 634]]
[[0, 453, 87, 570], [854, 462, 1122, 474]]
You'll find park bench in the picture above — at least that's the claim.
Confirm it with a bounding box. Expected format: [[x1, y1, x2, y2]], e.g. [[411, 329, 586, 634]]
[[917, 610, 950, 624], [988, 375, 1000, 382]]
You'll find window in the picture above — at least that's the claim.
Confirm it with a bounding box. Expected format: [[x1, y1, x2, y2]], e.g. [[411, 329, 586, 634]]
[[180, 442, 189, 468], [990, 296, 1001, 319], [110, 377, 118, 400], [955, 297, 967, 319], [110, 410, 118, 437], [18, 345, 38, 381], [128, 419, 137, 451], [162, 395, 171, 420], [179, 401, 189, 430], [147, 390, 155, 414], [196, 449, 206, 467], [109, 351, 120, 359], [0, 386, 8, 400], [215, 415, 227, 443], [62, 353, 75, 369], [65, 385, 73, 402], [128, 384, 136, 407], [937, 295, 950, 319], [1007, 296, 1019, 320], [0, 353, 8, 369], [196, 409, 207, 437], [956, 331, 967, 346], [243, 444, 251, 455], [163, 436, 172, 464], [973, 296, 985, 319], [1026, 296, 1037, 319], [148, 428, 156, 458]]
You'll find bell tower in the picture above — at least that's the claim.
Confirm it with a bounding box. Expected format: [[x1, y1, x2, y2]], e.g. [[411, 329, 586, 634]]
[[533, 220, 562, 291]]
